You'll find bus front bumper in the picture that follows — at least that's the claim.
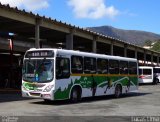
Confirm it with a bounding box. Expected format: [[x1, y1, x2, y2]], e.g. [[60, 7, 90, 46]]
[[22, 90, 54, 100]]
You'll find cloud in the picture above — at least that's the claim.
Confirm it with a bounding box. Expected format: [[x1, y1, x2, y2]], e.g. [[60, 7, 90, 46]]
[[68, 0, 119, 19], [0, 0, 49, 11], [121, 10, 138, 17]]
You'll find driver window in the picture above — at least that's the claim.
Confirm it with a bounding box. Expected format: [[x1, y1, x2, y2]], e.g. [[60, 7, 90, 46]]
[[56, 57, 70, 79]]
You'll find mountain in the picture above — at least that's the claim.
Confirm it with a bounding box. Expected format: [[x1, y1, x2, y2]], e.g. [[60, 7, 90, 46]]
[[87, 26, 160, 46]]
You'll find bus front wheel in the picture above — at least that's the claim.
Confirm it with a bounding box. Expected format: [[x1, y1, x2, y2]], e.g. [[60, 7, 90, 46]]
[[115, 84, 122, 98], [43, 99, 52, 103]]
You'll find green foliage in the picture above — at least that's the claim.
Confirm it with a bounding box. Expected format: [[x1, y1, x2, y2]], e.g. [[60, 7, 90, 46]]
[[144, 40, 152, 46], [151, 40, 160, 52]]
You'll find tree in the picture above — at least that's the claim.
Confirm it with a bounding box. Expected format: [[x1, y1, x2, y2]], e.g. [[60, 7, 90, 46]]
[[151, 40, 160, 52], [144, 40, 152, 46]]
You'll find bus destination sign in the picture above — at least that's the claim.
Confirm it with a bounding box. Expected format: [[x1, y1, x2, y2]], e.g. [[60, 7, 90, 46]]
[[25, 51, 54, 58]]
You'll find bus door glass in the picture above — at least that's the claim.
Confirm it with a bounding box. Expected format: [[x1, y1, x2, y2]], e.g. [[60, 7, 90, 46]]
[[56, 57, 70, 79]]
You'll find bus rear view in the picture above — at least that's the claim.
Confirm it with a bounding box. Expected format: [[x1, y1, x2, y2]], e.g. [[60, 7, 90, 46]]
[[138, 66, 153, 84]]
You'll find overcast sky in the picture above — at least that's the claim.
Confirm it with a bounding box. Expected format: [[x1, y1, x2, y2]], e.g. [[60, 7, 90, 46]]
[[0, 0, 159, 34]]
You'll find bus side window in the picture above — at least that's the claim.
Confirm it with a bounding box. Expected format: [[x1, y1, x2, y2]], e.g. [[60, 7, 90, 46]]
[[109, 60, 119, 74], [84, 57, 96, 74], [56, 57, 70, 79], [119, 61, 128, 74], [128, 62, 137, 75], [97, 58, 108, 74], [71, 56, 83, 73]]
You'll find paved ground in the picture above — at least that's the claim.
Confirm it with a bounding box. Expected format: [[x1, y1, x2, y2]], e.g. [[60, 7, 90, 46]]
[[0, 84, 160, 121]]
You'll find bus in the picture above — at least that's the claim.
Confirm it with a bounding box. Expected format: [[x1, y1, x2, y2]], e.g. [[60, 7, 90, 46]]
[[139, 66, 153, 84], [139, 66, 158, 84], [22, 48, 138, 102]]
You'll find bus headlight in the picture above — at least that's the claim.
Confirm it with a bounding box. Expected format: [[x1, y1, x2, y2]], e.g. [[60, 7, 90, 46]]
[[43, 85, 54, 92]]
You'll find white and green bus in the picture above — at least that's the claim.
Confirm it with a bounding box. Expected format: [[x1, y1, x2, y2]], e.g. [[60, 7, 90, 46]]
[[22, 48, 138, 102]]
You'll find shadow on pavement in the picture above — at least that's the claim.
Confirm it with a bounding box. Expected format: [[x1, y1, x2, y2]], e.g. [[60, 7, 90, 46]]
[[31, 92, 151, 106], [0, 90, 32, 103], [13, 116, 131, 122], [139, 83, 160, 86]]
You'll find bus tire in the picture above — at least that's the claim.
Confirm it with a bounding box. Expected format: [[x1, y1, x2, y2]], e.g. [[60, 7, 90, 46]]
[[44, 99, 51, 103], [115, 84, 122, 98], [70, 86, 81, 102], [153, 79, 159, 85]]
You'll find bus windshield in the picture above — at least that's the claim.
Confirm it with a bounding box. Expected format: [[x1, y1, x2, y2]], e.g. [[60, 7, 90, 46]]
[[23, 59, 54, 83]]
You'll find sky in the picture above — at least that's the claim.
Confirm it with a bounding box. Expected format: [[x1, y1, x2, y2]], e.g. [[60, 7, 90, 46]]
[[0, 0, 159, 34]]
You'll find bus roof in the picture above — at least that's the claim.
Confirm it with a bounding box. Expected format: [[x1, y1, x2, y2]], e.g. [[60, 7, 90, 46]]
[[27, 48, 137, 62], [139, 66, 153, 69]]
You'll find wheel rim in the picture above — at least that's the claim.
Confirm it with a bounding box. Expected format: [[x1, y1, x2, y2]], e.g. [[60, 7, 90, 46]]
[[72, 90, 78, 100], [115, 85, 121, 97]]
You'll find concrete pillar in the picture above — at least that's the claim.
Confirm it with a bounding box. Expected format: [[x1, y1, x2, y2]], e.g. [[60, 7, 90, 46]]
[[35, 18, 41, 48], [144, 50, 146, 65], [157, 55, 159, 66], [124, 44, 127, 57], [92, 36, 97, 53], [66, 32, 73, 50], [110, 41, 114, 55], [135, 48, 137, 59], [151, 53, 153, 66]]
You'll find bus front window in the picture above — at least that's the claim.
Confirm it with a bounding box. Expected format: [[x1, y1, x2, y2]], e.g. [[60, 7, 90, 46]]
[[23, 59, 54, 83]]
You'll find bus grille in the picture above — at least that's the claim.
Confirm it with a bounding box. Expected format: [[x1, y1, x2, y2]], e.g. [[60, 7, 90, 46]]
[[30, 92, 41, 97]]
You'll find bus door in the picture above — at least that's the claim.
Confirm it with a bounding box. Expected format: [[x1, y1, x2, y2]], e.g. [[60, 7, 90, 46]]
[[153, 67, 160, 82]]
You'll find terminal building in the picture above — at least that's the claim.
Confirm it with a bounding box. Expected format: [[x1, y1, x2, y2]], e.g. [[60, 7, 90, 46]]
[[0, 3, 160, 89]]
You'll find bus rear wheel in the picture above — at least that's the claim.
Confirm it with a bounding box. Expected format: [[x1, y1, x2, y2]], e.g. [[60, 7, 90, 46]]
[[70, 87, 81, 102], [115, 84, 122, 98], [153, 78, 159, 85]]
